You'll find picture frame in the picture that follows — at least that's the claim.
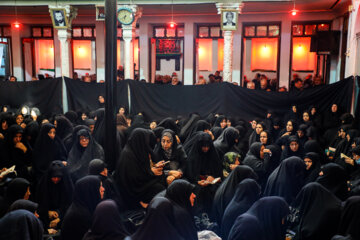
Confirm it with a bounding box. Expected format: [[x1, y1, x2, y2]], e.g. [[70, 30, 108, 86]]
[[50, 8, 68, 29], [96, 5, 105, 21], [221, 9, 238, 31]]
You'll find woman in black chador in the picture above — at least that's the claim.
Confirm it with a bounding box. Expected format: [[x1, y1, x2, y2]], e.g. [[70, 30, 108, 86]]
[[212, 165, 257, 226], [264, 156, 306, 204], [36, 161, 73, 231], [184, 132, 222, 215], [115, 128, 166, 210], [153, 129, 187, 185], [165, 179, 198, 240], [61, 175, 104, 240], [32, 123, 67, 181], [67, 128, 104, 182], [221, 179, 261, 240]]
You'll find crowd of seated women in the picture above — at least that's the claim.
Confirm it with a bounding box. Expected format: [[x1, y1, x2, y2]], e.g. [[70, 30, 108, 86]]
[[0, 100, 359, 240]]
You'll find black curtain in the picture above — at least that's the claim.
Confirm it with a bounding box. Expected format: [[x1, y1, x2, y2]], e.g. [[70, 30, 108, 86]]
[[355, 76, 360, 120], [0, 78, 63, 117], [129, 77, 354, 121], [64, 78, 129, 113]]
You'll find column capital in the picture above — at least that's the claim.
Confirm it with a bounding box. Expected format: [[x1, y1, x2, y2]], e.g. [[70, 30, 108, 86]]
[[215, 2, 244, 14], [48, 4, 78, 29]]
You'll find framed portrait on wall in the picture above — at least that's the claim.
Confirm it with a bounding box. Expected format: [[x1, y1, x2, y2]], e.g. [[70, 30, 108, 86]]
[[50, 8, 68, 29], [221, 9, 238, 31]]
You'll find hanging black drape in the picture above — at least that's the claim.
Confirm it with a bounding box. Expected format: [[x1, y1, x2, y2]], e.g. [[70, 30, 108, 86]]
[[0, 78, 62, 117], [129, 76, 354, 121], [64, 77, 129, 112]]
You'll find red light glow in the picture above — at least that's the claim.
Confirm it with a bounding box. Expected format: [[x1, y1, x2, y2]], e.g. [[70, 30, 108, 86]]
[[291, 9, 297, 16], [169, 22, 176, 28], [13, 22, 21, 29]]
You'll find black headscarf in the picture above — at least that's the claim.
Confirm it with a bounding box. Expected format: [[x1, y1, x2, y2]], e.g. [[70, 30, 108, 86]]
[[0, 178, 30, 218], [0, 209, 43, 240], [264, 156, 306, 204], [213, 165, 258, 225], [183, 120, 211, 145], [36, 161, 73, 227], [67, 128, 104, 182], [54, 115, 73, 142], [179, 113, 200, 142], [246, 196, 289, 240], [165, 180, 197, 240], [129, 197, 184, 240], [64, 124, 90, 152], [64, 111, 78, 126], [228, 213, 264, 240], [1, 124, 32, 179], [82, 200, 127, 240], [304, 152, 321, 184], [115, 128, 165, 207], [158, 117, 180, 135], [92, 108, 106, 148], [316, 163, 349, 200], [184, 132, 222, 183], [88, 159, 106, 175], [24, 120, 39, 149], [280, 135, 305, 161], [32, 123, 67, 179], [61, 175, 102, 240], [214, 126, 240, 159], [9, 199, 38, 213], [222, 179, 261, 240], [153, 129, 187, 174], [337, 196, 360, 240], [304, 139, 326, 163], [293, 182, 341, 240]]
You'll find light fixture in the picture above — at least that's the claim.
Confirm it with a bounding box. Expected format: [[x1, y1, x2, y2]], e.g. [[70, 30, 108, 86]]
[[291, 0, 298, 16], [13, 0, 21, 29], [168, 0, 177, 28]]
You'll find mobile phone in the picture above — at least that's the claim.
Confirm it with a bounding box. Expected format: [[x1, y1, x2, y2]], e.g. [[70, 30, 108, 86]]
[[163, 161, 170, 165]]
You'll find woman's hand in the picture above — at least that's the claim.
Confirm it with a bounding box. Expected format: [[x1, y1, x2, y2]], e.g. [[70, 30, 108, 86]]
[[206, 176, 215, 183], [49, 218, 60, 228], [167, 175, 176, 185], [197, 180, 209, 187], [15, 142, 27, 153], [151, 167, 163, 176], [169, 170, 182, 179]]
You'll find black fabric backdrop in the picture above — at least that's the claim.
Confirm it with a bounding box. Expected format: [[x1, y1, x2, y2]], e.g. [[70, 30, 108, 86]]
[[0, 77, 355, 122], [0, 78, 63, 117], [64, 77, 129, 113], [129, 77, 354, 122], [355, 76, 360, 120]]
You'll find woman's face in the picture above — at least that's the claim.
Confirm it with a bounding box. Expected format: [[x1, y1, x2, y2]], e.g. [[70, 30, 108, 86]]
[[150, 121, 157, 130], [297, 130, 304, 138], [226, 120, 232, 127], [119, 107, 125, 115], [79, 135, 90, 148], [13, 133, 22, 144], [189, 192, 196, 207], [99, 182, 105, 200], [201, 145, 210, 153], [251, 120, 257, 129], [331, 104, 338, 112], [339, 129, 346, 139], [220, 119, 227, 129], [161, 135, 172, 151], [286, 121, 293, 132], [303, 112, 310, 122], [292, 106, 297, 113], [81, 113, 87, 120], [289, 141, 299, 152], [304, 157, 313, 170], [311, 107, 316, 115], [51, 177, 61, 184], [24, 186, 30, 200], [260, 131, 268, 144], [48, 128, 56, 140], [346, 134, 350, 142], [352, 142, 357, 149], [255, 124, 264, 135], [16, 115, 24, 125], [1, 121, 8, 130]]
